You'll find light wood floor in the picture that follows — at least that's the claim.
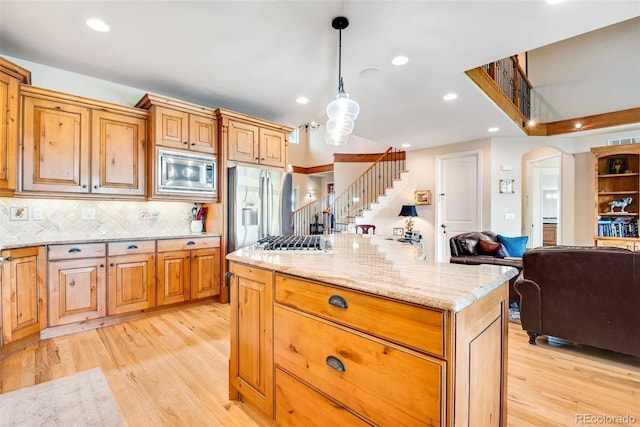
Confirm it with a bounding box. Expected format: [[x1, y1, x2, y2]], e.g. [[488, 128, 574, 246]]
[[1, 302, 638, 426]]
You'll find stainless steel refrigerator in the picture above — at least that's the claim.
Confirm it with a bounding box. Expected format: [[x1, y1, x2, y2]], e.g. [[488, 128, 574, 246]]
[[227, 165, 293, 253]]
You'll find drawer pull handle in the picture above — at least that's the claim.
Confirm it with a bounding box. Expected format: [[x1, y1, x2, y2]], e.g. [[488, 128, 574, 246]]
[[127, 244, 139, 250], [328, 295, 348, 309], [186, 241, 196, 246], [68, 248, 82, 253], [326, 356, 345, 372]]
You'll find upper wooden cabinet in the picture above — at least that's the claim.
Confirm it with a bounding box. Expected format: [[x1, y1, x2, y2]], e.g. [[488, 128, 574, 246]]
[[136, 94, 217, 155], [217, 109, 292, 169], [0, 58, 30, 196], [592, 144, 640, 250], [20, 86, 148, 198]]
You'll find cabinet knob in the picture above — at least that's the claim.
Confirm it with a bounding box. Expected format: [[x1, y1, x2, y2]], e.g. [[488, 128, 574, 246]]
[[82, 184, 88, 188], [94, 185, 99, 189], [191, 142, 196, 146], [184, 141, 189, 145], [69, 280, 75, 287], [110, 263, 115, 267], [100, 264, 105, 268]]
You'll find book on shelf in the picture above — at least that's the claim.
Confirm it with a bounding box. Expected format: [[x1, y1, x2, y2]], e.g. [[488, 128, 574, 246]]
[[597, 216, 639, 238]]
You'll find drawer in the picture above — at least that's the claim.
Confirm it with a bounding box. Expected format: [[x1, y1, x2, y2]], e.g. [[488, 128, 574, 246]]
[[275, 368, 372, 427], [48, 242, 106, 260], [275, 274, 446, 357], [157, 236, 220, 252], [108, 240, 156, 256], [274, 305, 445, 426]]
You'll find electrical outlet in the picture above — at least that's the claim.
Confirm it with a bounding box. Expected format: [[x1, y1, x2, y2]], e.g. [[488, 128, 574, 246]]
[[33, 208, 43, 221], [81, 207, 96, 220], [139, 209, 160, 220]]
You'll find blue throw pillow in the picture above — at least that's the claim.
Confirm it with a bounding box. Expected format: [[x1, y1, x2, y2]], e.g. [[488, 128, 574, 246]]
[[497, 234, 528, 257]]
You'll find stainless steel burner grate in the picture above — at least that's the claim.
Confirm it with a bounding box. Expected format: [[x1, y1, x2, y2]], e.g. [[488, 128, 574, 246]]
[[256, 235, 322, 251]]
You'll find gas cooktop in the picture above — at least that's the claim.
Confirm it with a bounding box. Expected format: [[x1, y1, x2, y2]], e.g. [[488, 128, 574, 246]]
[[256, 235, 322, 251]]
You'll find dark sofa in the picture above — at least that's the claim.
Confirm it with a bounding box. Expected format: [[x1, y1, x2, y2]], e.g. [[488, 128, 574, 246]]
[[449, 231, 523, 302], [514, 246, 640, 357]]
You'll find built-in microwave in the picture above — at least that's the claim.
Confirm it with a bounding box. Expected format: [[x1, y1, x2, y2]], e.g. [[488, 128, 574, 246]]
[[157, 149, 217, 196]]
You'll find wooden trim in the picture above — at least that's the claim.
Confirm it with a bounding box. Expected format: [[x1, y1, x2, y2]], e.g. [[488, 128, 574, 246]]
[[291, 164, 333, 174], [465, 67, 529, 133], [0, 56, 31, 84], [467, 66, 640, 136], [215, 108, 293, 133], [135, 93, 215, 116], [333, 151, 407, 163], [545, 108, 640, 135], [21, 85, 149, 118]]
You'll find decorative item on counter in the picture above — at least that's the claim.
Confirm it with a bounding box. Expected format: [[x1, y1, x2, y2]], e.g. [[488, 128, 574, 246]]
[[190, 203, 207, 233], [609, 197, 633, 213]]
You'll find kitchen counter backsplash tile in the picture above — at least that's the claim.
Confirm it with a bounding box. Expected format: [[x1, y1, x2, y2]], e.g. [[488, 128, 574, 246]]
[[0, 198, 198, 247]]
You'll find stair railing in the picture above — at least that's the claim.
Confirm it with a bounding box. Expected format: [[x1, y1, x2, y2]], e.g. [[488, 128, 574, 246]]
[[291, 147, 406, 235]]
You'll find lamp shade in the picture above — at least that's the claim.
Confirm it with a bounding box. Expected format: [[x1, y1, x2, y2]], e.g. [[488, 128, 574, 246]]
[[398, 205, 418, 217]]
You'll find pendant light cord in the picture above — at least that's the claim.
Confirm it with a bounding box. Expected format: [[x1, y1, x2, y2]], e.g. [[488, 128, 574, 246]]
[[338, 28, 344, 93]]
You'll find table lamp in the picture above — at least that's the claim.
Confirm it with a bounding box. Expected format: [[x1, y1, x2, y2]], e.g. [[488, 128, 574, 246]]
[[398, 204, 418, 237]]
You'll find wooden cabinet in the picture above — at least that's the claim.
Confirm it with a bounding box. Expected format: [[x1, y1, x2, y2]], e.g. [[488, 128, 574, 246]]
[[48, 243, 107, 326], [229, 262, 274, 418], [135, 93, 217, 155], [592, 144, 640, 250], [217, 109, 291, 169], [1, 246, 46, 346], [157, 236, 221, 306], [20, 86, 147, 198], [230, 265, 509, 426], [0, 58, 30, 195], [107, 241, 156, 315]]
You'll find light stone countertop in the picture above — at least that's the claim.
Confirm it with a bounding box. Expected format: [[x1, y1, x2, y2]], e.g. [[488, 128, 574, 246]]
[[226, 233, 518, 313], [0, 233, 222, 251]]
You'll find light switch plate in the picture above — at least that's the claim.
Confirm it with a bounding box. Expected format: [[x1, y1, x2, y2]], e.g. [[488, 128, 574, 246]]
[[32, 208, 43, 221]]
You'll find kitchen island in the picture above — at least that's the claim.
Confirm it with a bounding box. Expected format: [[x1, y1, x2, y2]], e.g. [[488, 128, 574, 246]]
[[227, 233, 518, 426]]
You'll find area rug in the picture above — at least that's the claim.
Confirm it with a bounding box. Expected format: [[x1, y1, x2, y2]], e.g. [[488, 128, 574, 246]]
[[0, 367, 125, 427]]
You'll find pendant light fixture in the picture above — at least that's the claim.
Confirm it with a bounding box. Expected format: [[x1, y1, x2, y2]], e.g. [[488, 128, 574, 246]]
[[325, 16, 360, 146]]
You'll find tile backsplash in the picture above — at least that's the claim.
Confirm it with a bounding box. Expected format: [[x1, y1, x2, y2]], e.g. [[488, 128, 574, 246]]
[[0, 198, 198, 246]]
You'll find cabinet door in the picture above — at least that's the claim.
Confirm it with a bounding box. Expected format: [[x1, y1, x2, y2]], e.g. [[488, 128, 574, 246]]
[[229, 262, 274, 418], [157, 250, 191, 306], [259, 128, 286, 168], [154, 106, 189, 150], [228, 120, 259, 164], [107, 253, 156, 315], [1, 247, 46, 344], [191, 247, 221, 299], [0, 72, 19, 194], [22, 96, 91, 193], [189, 114, 217, 154], [92, 110, 147, 196], [48, 258, 106, 326]]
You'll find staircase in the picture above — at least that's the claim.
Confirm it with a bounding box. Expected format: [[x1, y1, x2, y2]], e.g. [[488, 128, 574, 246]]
[[292, 147, 407, 235]]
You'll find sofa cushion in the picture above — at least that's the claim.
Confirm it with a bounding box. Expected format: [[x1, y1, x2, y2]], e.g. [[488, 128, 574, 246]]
[[497, 234, 528, 257]]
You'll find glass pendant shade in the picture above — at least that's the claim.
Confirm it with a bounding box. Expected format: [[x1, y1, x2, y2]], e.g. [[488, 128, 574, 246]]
[[326, 92, 360, 121], [325, 132, 348, 146]]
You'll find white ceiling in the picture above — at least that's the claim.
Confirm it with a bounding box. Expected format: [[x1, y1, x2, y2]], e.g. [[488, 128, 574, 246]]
[[1, 1, 638, 150]]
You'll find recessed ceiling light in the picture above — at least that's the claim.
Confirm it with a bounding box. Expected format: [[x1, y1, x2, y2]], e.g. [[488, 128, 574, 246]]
[[86, 18, 110, 32], [488, 127, 500, 132], [443, 93, 458, 101], [391, 56, 409, 66], [528, 120, 537, 127], [401, 143, 411, 148], [546, 0, 566, 4], [575, 122, 583, 129], [296, 96, 309, 104]]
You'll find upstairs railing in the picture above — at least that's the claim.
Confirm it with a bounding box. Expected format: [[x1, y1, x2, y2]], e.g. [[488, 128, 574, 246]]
[[292, 147, 406, 235], [481, 55, 532, 120]]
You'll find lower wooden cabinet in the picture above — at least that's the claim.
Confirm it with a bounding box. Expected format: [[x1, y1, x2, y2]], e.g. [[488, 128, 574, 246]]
[[1, 246, 46, 345], [229, 262, 274, 418], [157, 236, 221, 306], [107, 241, 156, 315], [48, 243, 106, 327]]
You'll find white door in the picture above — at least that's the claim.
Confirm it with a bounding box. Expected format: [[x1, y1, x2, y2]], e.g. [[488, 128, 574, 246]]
[[436, 151, 481, 262]]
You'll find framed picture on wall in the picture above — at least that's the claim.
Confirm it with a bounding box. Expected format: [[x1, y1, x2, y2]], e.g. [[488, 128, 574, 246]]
[[499, 179, 515, 193], [414, 190, 431, 205]]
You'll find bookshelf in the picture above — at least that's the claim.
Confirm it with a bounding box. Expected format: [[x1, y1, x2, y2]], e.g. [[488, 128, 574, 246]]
[[591, 144, 640, 250]]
